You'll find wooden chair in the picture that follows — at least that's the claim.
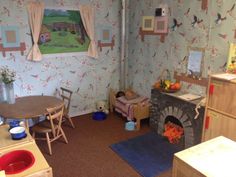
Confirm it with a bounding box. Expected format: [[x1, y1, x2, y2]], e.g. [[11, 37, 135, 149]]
[[60, 87, 75, 128], [32, 104, 68, 155]]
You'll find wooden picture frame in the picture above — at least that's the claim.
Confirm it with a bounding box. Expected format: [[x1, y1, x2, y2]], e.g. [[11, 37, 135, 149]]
[[154, 16, 168, 33], [186, 47, 205, 79], [1, 26, 20, 48], [142, 16, 154, 31], [99, 26, 112, 43], [38, 7, 89, 56]]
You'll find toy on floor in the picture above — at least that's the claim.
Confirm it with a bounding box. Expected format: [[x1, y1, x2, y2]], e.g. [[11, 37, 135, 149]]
[[125, 121, 136, 131], [93, 101, 109, 121], [96, 100, 109, 114], [93, 112, 107, 121]]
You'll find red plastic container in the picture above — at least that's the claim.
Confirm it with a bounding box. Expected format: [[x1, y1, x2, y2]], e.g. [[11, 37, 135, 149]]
[[0, 150, 35, 174]]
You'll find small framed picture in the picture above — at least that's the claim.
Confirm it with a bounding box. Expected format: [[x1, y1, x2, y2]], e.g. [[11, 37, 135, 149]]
[[187, 47, 205, 79], [154, 16, 168, 33], [99, 26, 112, 43], [226, 43, 236, 73], [142, 16, 154, 31], [1, 26, 20, 48]]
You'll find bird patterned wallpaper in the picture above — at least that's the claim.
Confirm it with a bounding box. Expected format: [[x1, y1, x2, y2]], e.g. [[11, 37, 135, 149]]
[[0, 0, 236, 117], [0, 0, 121, 117], [127, 0, 236, 97]]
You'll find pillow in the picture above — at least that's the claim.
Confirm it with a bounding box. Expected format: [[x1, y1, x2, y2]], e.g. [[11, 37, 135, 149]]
[[117, 96, 148, 104], [116, 91, 125, 98], [125, 89, 139, 100]]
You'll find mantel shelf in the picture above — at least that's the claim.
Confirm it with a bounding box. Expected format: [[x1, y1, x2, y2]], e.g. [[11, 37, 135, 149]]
[[139, 27, 168, 43], [174, 72, 208, 88]]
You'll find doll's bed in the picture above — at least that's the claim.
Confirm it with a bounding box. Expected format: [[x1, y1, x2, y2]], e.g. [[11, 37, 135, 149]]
[[109, 89, 150, 130]]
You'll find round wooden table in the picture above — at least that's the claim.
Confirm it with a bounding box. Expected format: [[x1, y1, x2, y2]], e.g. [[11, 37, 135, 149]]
[[0, 96, 64, 127]]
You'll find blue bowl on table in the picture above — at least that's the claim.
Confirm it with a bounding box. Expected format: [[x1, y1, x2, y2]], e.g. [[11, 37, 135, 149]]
[[92, 112, 107, 121], [9, 120, 20, 130], [9, 127, 27, 140]]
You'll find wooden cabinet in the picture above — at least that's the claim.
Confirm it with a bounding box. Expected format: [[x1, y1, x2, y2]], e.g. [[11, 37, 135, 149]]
[[172, 136, 236, 177], [0, 125, 52, 177], [202, 74, 236, 141]]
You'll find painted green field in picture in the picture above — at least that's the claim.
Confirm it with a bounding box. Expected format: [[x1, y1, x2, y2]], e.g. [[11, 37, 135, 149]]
[[39, 9, 90, 54]]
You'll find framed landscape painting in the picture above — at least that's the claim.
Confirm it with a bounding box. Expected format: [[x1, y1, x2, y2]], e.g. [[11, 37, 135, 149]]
[[39, 8, 90, 55]]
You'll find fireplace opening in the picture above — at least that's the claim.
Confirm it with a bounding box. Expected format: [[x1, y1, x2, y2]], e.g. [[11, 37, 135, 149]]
[[164, 115, 183, 128], [163, 116, 184, 145]]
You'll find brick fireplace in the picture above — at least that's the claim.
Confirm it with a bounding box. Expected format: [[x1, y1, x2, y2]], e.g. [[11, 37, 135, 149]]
[[150, 89, 205, 148]]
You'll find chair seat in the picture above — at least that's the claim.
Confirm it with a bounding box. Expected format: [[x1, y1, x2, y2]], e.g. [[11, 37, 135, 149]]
[[32, 120, 58, 133], [31, 104, 68, 155]]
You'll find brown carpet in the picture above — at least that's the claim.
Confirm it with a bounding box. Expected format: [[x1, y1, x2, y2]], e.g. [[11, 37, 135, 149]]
[[36, 113, 172, 177]]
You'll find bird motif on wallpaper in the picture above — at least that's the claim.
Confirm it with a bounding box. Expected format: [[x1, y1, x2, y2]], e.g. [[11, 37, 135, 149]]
[[106, 83, 110, 89], [219, 62, 227, 71], [178, 32, 185, 37], [152, 52, 156, 58], [218, 33, 227, 39], [184, 8, 190, 17], [131, 49, 135, 54], [69, 71, 76, 74], [2, 6, 10, 16], [215, 13, 226, 25], [104, 12, 109, 19], [191, 15, 203, 28], [171, 18, 182, 31], [227, 3, 235, 15], [105, 50, 110, 56], [168, 7, 172, 16], [31, 74, 39, 78]]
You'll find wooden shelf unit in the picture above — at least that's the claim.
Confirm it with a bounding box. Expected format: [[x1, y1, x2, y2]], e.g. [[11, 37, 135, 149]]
[[202, 74, 236, 141], [98, 37, 115, 51], [139, 27, 167, 43]]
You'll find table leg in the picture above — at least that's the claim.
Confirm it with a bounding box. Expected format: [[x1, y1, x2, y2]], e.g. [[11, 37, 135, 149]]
[[24, 119, 29, 129]]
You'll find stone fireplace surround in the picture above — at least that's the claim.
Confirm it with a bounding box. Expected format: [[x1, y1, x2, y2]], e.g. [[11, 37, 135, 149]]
[[150, 89, 205, 148]]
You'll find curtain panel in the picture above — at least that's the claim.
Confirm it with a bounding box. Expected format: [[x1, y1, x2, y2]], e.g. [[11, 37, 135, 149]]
[[79, 5, 98, 59], [27, 1, 44, 61]]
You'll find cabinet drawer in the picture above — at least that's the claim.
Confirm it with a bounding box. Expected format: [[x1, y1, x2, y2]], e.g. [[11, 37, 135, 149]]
[[208, 79, 236, 116], [203, 110, 236, 141]]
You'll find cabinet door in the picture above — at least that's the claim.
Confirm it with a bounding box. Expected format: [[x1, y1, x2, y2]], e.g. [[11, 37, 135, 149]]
[[208, 78, 236, 116], [203, 110, 236, 141], [172, 157, 204, 177]]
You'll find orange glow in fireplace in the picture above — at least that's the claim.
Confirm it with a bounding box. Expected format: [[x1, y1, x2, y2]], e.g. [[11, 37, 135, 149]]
[[163, 122, 184, 144]]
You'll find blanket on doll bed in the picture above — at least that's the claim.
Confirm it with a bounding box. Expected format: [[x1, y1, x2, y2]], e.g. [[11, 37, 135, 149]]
[[114, 96, 149, 121]]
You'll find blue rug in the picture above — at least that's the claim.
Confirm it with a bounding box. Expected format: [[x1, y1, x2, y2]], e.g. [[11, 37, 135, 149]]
[[110, 132, 182, 177]]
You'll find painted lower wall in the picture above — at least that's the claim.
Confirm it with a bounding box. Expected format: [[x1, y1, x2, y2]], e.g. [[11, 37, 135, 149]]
[[128, 0, 236, 97], [0, 0, 121, 117]]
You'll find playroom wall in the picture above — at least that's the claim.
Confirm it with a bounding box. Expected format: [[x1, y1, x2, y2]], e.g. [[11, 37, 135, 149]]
[[0, 0, 121, 117], [127, 0, 236, 97]]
